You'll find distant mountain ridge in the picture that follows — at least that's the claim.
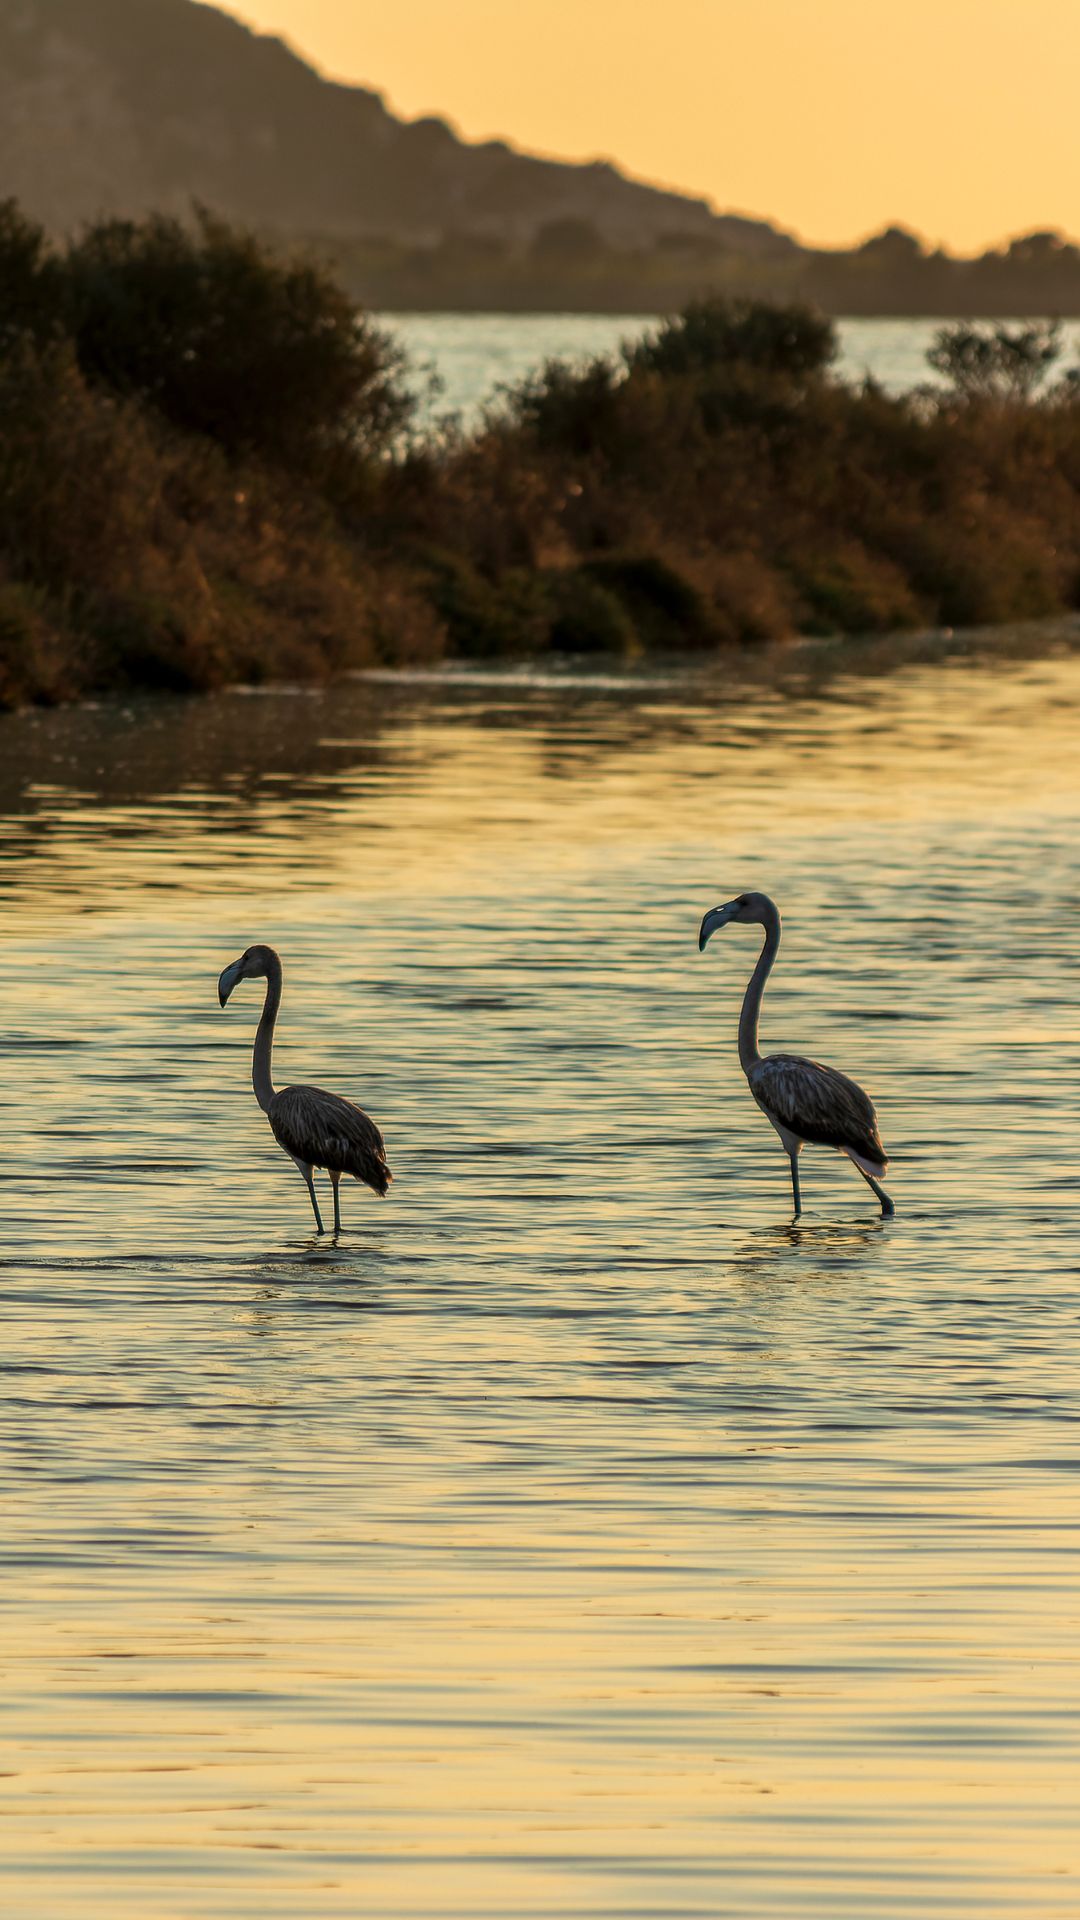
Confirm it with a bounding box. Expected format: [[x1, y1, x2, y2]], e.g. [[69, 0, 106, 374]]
[[3, 0, 1078, 316], [0, 0, 795, 254]]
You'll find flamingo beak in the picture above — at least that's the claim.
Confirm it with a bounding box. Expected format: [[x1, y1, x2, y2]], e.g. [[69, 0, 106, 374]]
[[698, 904, 735, 951], [218, 959, 244, 1007]]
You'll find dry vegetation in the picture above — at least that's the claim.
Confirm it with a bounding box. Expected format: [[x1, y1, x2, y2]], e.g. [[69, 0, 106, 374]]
[[1, 201, 1079, 709]]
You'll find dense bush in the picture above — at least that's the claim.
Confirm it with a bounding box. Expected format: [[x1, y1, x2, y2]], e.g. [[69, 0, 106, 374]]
[[0, 199, 63, 350], [0, 200, 413, 488], [581, 553, 719, 649], [927, 321, 1064, 400], [625, 296, 836, 382], [0, 333, 431, 702], [0, 203, 435, 702], [0, 204, 1078, 708], [441, 297, 1080, 647], [63, 209, 413, 487], [546, 570, 637, 654]]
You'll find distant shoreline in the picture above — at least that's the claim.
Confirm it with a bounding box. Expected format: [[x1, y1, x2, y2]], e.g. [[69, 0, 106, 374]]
[[366, 302, 1080, 321], [4, 613, 1078, 736], [326, 229, 1080, 322]]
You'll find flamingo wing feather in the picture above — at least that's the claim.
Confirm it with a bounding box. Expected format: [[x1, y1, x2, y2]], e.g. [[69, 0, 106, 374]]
[[749, 1054, 888, 1170], [269, 1084, 392, 1195]]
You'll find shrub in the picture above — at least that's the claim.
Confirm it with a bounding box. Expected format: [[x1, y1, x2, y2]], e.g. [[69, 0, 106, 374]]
[[62, 208, 414, 486], [416, 297, 1080, 662], [89, 591, 223, 694], [505, 355, 625, 456], [707, 552, 797, 643], [3, 250, 1080, 708], [0, 199, 62, 350], [881, 517, 1065, 626], [787, 544, 924, 635], [0, 334, 398, 705], [0, 339, 166, 594], [410, 547, 549, 656], [363, 573, 446, 664], [0, 578, 65, 707], [626, 296, 836, 382], [546, 570, 637, 654], [581, 552, 718, 649], [927, 321, 1064, 400]]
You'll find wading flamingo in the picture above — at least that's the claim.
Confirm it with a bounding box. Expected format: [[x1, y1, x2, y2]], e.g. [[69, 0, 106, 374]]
[[698, 892, 894, 1217], [218, 944, 391, 1233]]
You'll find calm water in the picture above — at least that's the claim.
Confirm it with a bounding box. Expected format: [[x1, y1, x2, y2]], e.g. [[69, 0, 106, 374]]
[[384, 313, 1080, 425], [2, 628, 1080, 1918]]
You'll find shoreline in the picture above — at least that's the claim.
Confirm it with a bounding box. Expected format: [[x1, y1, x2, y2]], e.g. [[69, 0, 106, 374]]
[[3, 613, 1078, 733], [3, 211, 1079, 717]]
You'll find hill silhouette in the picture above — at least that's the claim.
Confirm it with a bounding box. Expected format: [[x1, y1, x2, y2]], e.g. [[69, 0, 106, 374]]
[[2, 0, 1080, 312], [0, 0, 793, 255]]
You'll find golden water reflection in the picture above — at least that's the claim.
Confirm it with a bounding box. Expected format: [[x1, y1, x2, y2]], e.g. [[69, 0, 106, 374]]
[[1, 628, 1079, 1917]]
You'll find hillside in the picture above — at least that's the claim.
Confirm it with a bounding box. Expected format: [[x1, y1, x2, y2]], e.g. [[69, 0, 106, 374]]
[[2, 0, 1078, 314], [0, 0, 795, 255]]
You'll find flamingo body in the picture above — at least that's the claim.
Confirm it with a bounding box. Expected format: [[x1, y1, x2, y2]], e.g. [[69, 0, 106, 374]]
[[218, 943, 391, 1233], [698, 892, 894, 1216], [748, 1054, 888, 1179], [269, 1084, 391, 1196]]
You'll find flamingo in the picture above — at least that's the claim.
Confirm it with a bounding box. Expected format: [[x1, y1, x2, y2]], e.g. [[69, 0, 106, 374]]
[[218, 944, 391, 1233], [698, 892, 894, 1217]]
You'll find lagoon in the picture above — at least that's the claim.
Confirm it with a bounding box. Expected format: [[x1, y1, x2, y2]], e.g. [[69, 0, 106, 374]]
[[2, 626, 1079, 1917], [385, 311, 1080, 425]]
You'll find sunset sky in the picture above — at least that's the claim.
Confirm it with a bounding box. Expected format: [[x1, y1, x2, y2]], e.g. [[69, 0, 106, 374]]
[[223, 0, 1078, 252]]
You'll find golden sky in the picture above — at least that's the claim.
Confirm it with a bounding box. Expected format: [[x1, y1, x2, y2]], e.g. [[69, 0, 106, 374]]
[[222, 0, 1077, 252]]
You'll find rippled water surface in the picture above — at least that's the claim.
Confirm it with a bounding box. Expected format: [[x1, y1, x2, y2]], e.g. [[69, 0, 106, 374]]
[[2, 630, 1079, 1917]]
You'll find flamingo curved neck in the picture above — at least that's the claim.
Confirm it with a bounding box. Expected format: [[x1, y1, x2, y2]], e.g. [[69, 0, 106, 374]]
[[252, 956, 282, 1113], [739, 903, 781, 1075]]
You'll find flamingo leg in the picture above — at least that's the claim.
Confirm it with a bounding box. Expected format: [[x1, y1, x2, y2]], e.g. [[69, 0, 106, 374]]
[[789, 1153, 802, 1217], [855, 1164, 894, 1218], [298, 1162, 325, 1234], [330, 1171, 342, 1234]]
